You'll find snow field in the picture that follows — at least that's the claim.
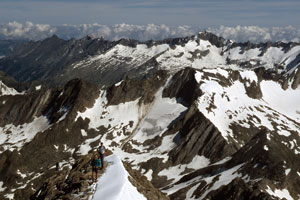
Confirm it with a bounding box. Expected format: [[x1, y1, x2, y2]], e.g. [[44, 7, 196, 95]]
[[164, 164, 244, 199], [0, 81, 20, 96], [0, 116, 50, 153], [91, 154, 146, 200], [72, 36, 300, 78], [194, 68, 300, 143], [158, 155, 210, 184], [265, 186, 293, 200], [260, 80, 300, 121], [76, 90, 141, 145]]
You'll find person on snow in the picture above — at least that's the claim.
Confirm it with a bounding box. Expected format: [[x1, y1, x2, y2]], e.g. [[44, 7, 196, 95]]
[[97, 142, 106, 170], [91, 154, 101, 183]]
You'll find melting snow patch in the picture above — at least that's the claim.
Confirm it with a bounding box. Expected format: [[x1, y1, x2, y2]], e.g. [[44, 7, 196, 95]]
[[264, 145, 269, 151], [196, 164, 244, 200], [240, 70, 258, 83], [211, 157, 232, 165], [63, 144, 75, 154], [81, 129, 87, 136], [0, 116, 50, 152], [278, 130, 291, 137], [132, 89, 187, 144], [195, 71, 202, 83], [115, 80, 123, 87], [76, 90, 140, 138], [159, 155, 210, 184], [285, 168, 291, 176], [35, 85, 41, 90], [91, 154, 146, 200], [78, 135, 101, 155], [0, 81, 20, 96], [265, 186, 293, 200], [144, 169, 153, 181], [0, 181, 6, 192], [17, 169, 27, 178], [266, 133, 271, 140], [4, 193, 14, 200]]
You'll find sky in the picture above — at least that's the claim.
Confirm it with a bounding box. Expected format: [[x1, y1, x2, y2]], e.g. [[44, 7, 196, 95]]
[[0, 0, 300, 42], [1, 0, 299, 27]]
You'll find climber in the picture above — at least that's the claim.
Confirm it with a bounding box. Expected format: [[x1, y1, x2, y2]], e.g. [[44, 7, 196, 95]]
[[97, 142, 106, 170], [91, 154, 101, 183]]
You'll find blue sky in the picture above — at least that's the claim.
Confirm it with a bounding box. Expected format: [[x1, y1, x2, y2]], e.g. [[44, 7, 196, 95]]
[[0, 0, 299, 27]]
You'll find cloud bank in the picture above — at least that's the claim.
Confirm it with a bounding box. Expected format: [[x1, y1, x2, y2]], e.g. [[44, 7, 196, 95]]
[[0, 21, 300, 43]]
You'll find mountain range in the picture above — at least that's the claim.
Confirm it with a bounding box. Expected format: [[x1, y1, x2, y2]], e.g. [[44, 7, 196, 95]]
[[0, 32, 300, 200]]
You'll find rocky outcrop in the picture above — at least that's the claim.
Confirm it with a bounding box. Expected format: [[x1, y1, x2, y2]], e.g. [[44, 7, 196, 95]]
[[168, 104, 237, 165], [0, 39, 26, 57], [30, 153, 108, 200], [163, 67, 202, 106], [1, 64, 300, 200], [291, 66, 300, 89], [107, 70, 169, 105], [30, 151, 169, 200], [169, 128, 300, 200], [0, 79, 103, 200]]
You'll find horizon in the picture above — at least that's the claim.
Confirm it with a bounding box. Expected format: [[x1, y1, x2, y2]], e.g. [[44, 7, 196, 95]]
[[1, 21, 300, 43], [0, 0, 300, 43]]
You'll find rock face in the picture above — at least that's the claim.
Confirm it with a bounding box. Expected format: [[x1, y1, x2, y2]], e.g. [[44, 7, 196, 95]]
[[0, 33, 300, 200], [0, 39, 26, 57]]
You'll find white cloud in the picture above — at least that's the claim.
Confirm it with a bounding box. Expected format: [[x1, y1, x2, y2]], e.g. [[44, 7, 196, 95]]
[[0, 21, 299, 43], [0, 21, 56, 40], [209, 25, 300, 43]]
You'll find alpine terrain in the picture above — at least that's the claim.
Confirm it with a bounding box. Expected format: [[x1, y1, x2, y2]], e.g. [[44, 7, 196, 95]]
[[0, 32, 300, 200]]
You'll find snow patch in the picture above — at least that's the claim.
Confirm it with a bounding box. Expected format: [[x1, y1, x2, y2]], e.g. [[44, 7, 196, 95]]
[[197, 164, 244, 200], [261, 80, 300, 122], [240, 70, 258, 83], [0, 181, 6, 192], [78, 135, 101, 155], [81, 129, 87, 136], [17, 169, 27, 178], [4, 193, 14, 200], [0, 81, 20, 96], [115, 80, 123, 87], [264, 145, 269, 151], [265, 186, 293, 200], [0, 116, 50, 152], [159, 155, 210, 184]]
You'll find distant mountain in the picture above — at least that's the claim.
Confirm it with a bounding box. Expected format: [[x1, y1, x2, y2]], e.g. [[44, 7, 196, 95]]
[[0, 33, 300, 200], [0, 32, 299, 87]]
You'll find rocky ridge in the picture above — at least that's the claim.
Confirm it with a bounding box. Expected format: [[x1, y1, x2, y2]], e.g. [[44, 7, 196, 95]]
[[0, 32, 299, 87], [0, 65, 299, 199], [0, 32, 300, 200]]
